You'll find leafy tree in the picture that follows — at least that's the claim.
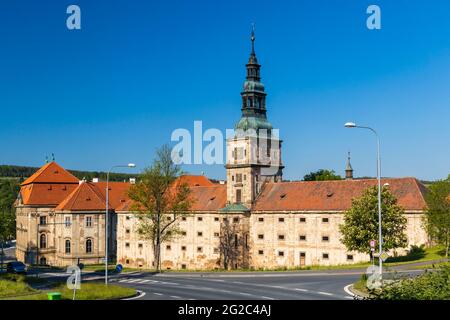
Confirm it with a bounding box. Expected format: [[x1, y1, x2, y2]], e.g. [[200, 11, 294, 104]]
[[303, 169, 342, 181], [127, 145, 193, 272], [340, 186, 408, 259], [0, 179, 19, 243], [424, 177, 450, 257]]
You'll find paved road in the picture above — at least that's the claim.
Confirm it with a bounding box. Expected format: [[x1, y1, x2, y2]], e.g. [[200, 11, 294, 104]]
[[107, 270, 362, 300]]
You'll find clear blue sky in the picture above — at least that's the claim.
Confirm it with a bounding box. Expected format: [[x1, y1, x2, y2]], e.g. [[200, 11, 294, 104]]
[[0, 0, 449, 181]]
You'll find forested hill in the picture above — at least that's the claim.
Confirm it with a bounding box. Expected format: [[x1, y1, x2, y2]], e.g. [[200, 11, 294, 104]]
[[0, 165, 137, 182]]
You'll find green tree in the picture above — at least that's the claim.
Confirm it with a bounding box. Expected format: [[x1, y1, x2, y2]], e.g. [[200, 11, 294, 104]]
[[424, 177, 450, 257], [303, 169, 342, 181], [0, 179, 19, 242], [340, 186, 408, 259], [127, 145, 193, 272]]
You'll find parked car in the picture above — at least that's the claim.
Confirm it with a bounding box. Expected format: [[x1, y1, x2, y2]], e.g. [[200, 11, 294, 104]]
[[6, 261, 27, 274]]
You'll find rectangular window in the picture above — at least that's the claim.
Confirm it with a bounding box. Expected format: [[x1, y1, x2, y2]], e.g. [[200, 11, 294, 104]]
[[39, 216, 47, 225], [125, 242, 130, 248], [322, 217, 329, 223], [322, 253, 329, 259], [181, 264, 187, 270], [236, 174, 242, 183], [347, 254, 354, 261], [278, 251, 284, 257], [258, 217, 264, 222], [322, 236, 330, 242], [233, 217, 239, 223], [65, 240, 71, 254], [86, 216, 92, 228], [125, 229, 130, 234], [197, 231, 203, 237], [181, 246, 186, 251], [236, 189, 242, 203], [214, 232, 219, 237], [181, 216, 187, 221], [299, 235, 306, 241], [197, 247, 203, 253], [138, 243, 143, 248], [278, 235, 285, 240], [64, 216, 71, 227], [213, 248, 219, 254], [214, 217, 219, 221], [166, 245, 171, 250], [258, 250, 264, 255], [197, 217, 203, 222], [126, 216, 131, 220], [278, 217, 285, 222], [299, 217, 306, 223], [258, 234, 264, 240], [181, 231, 187, 236]]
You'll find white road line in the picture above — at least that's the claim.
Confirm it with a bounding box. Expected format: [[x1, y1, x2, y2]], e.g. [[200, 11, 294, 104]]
[[294, 288, 308, 292], [119, 279, 131, 283], [137, 279, 151, 283], [123, 290, 146, 300], [128, 279, 144, 283], [343, 284, 358, 299], [239, 292, 252, 296], [154, 293, 163, 296], [170, 295, 181, 299], [318, 291, 333, 296], [261, 296, 275, 300]]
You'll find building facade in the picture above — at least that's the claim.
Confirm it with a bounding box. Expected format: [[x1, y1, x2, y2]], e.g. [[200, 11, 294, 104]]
[[15, 31, 429, 269]]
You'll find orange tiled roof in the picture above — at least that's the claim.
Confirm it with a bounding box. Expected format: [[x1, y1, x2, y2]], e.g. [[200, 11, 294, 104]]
[[95, 182, 131, 210], [20, 183, 78, 206], [252, 177, 427, 212], [21, 162, 79, 186], [174, 175, 214, 187], [116, 184, 227, 212], [56, 181, 112, 211]]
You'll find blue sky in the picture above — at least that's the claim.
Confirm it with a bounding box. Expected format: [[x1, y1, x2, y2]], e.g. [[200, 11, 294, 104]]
[[0, 0, 449, 181]]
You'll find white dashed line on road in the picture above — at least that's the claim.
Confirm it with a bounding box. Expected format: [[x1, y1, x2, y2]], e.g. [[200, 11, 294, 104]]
[[170, 296, 181, 299], [153, 293, 163, 296], [318, 291, 333, 296], [295, 288, 308, 292], [261, 296, 275, 300]]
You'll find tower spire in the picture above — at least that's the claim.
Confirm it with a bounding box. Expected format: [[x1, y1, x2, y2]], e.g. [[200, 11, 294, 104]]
[[345, 151, 354, 180], [251, 23, 255, 55]]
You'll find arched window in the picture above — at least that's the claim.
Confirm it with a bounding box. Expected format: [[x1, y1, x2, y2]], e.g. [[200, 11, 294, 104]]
[[40, 234, 46, 248], [86, 239, 92, 253], [39, 257, 47, 265], [65, 239, 71, 254]]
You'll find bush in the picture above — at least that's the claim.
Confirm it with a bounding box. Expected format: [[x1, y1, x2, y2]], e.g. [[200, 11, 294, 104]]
[[373, 266, 450, 300]]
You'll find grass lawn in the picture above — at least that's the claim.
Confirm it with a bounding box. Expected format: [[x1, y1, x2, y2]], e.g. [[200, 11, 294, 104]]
[[10, 282, 136, 300], [0, 274, 136, 300]]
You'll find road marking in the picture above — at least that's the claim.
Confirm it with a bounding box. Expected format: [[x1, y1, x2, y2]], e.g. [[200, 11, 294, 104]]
[[122, 290, 146, 300], [153, 292, 163, 296], [295, 288, 308, 292], [170, 295, 181, 299], [239, 292, 252, 296], [318, 291, 333, 296], [128, 279, 144, 283], [261, 296, 275, 300], [137, 279, 151, 283], [119, 279, 131, 283], [343, 284, 358, 299]]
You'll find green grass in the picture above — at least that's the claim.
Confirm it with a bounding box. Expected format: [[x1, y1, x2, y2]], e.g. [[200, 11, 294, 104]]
[[0, 274, 136, 300], [0, 274, 38, 298], [384, 245, 447, 267], [11, 283, 136, 300]]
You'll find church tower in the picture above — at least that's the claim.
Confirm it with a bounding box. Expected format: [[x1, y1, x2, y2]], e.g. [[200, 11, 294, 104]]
[[345, 151, 354, 180], [224, 27, 283, 209]]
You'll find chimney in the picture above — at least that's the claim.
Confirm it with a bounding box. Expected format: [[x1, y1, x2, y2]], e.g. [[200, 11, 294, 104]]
[[92, 178, 99, 183], [129, 178, 136, 184]]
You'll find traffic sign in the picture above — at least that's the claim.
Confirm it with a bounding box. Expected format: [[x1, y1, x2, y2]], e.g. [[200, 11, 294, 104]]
[[379, 251, 389, 262], [116, 264, 123, 273], [369, 240, 376, 248]]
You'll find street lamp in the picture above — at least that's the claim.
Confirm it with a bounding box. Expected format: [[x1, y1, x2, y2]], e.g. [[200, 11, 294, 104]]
[[344, 122, 383, 278], [105, 163, 136, 285]]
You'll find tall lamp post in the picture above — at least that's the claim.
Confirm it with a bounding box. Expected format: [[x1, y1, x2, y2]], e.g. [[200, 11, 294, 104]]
[[105, 163, 136, 285], [344, 122, 383, 278]]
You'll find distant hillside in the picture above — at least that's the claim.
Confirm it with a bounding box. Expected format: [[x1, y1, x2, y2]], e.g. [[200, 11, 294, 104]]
[[0, 165, 137, 182]]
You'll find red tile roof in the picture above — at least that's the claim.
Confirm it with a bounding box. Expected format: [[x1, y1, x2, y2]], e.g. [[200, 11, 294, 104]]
[[56, 181, 111, 211], [116, 184, 227, 212], [21, 162, 79, 186], [20, 183, 78, 206], [175, 175, 214, 187], [95, 182, 131, 210], [252, 178, 427, 212]]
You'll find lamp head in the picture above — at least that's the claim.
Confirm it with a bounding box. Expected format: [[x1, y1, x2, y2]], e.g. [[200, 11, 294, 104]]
[[344, 122, 356, 128], [128, 163, 136, 168]]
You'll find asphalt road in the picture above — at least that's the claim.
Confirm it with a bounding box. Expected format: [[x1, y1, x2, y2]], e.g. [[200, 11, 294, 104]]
[[107, 270, 362, 300]]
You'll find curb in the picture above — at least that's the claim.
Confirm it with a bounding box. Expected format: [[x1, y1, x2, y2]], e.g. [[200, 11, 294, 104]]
[[121, 290, 145, 300]]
